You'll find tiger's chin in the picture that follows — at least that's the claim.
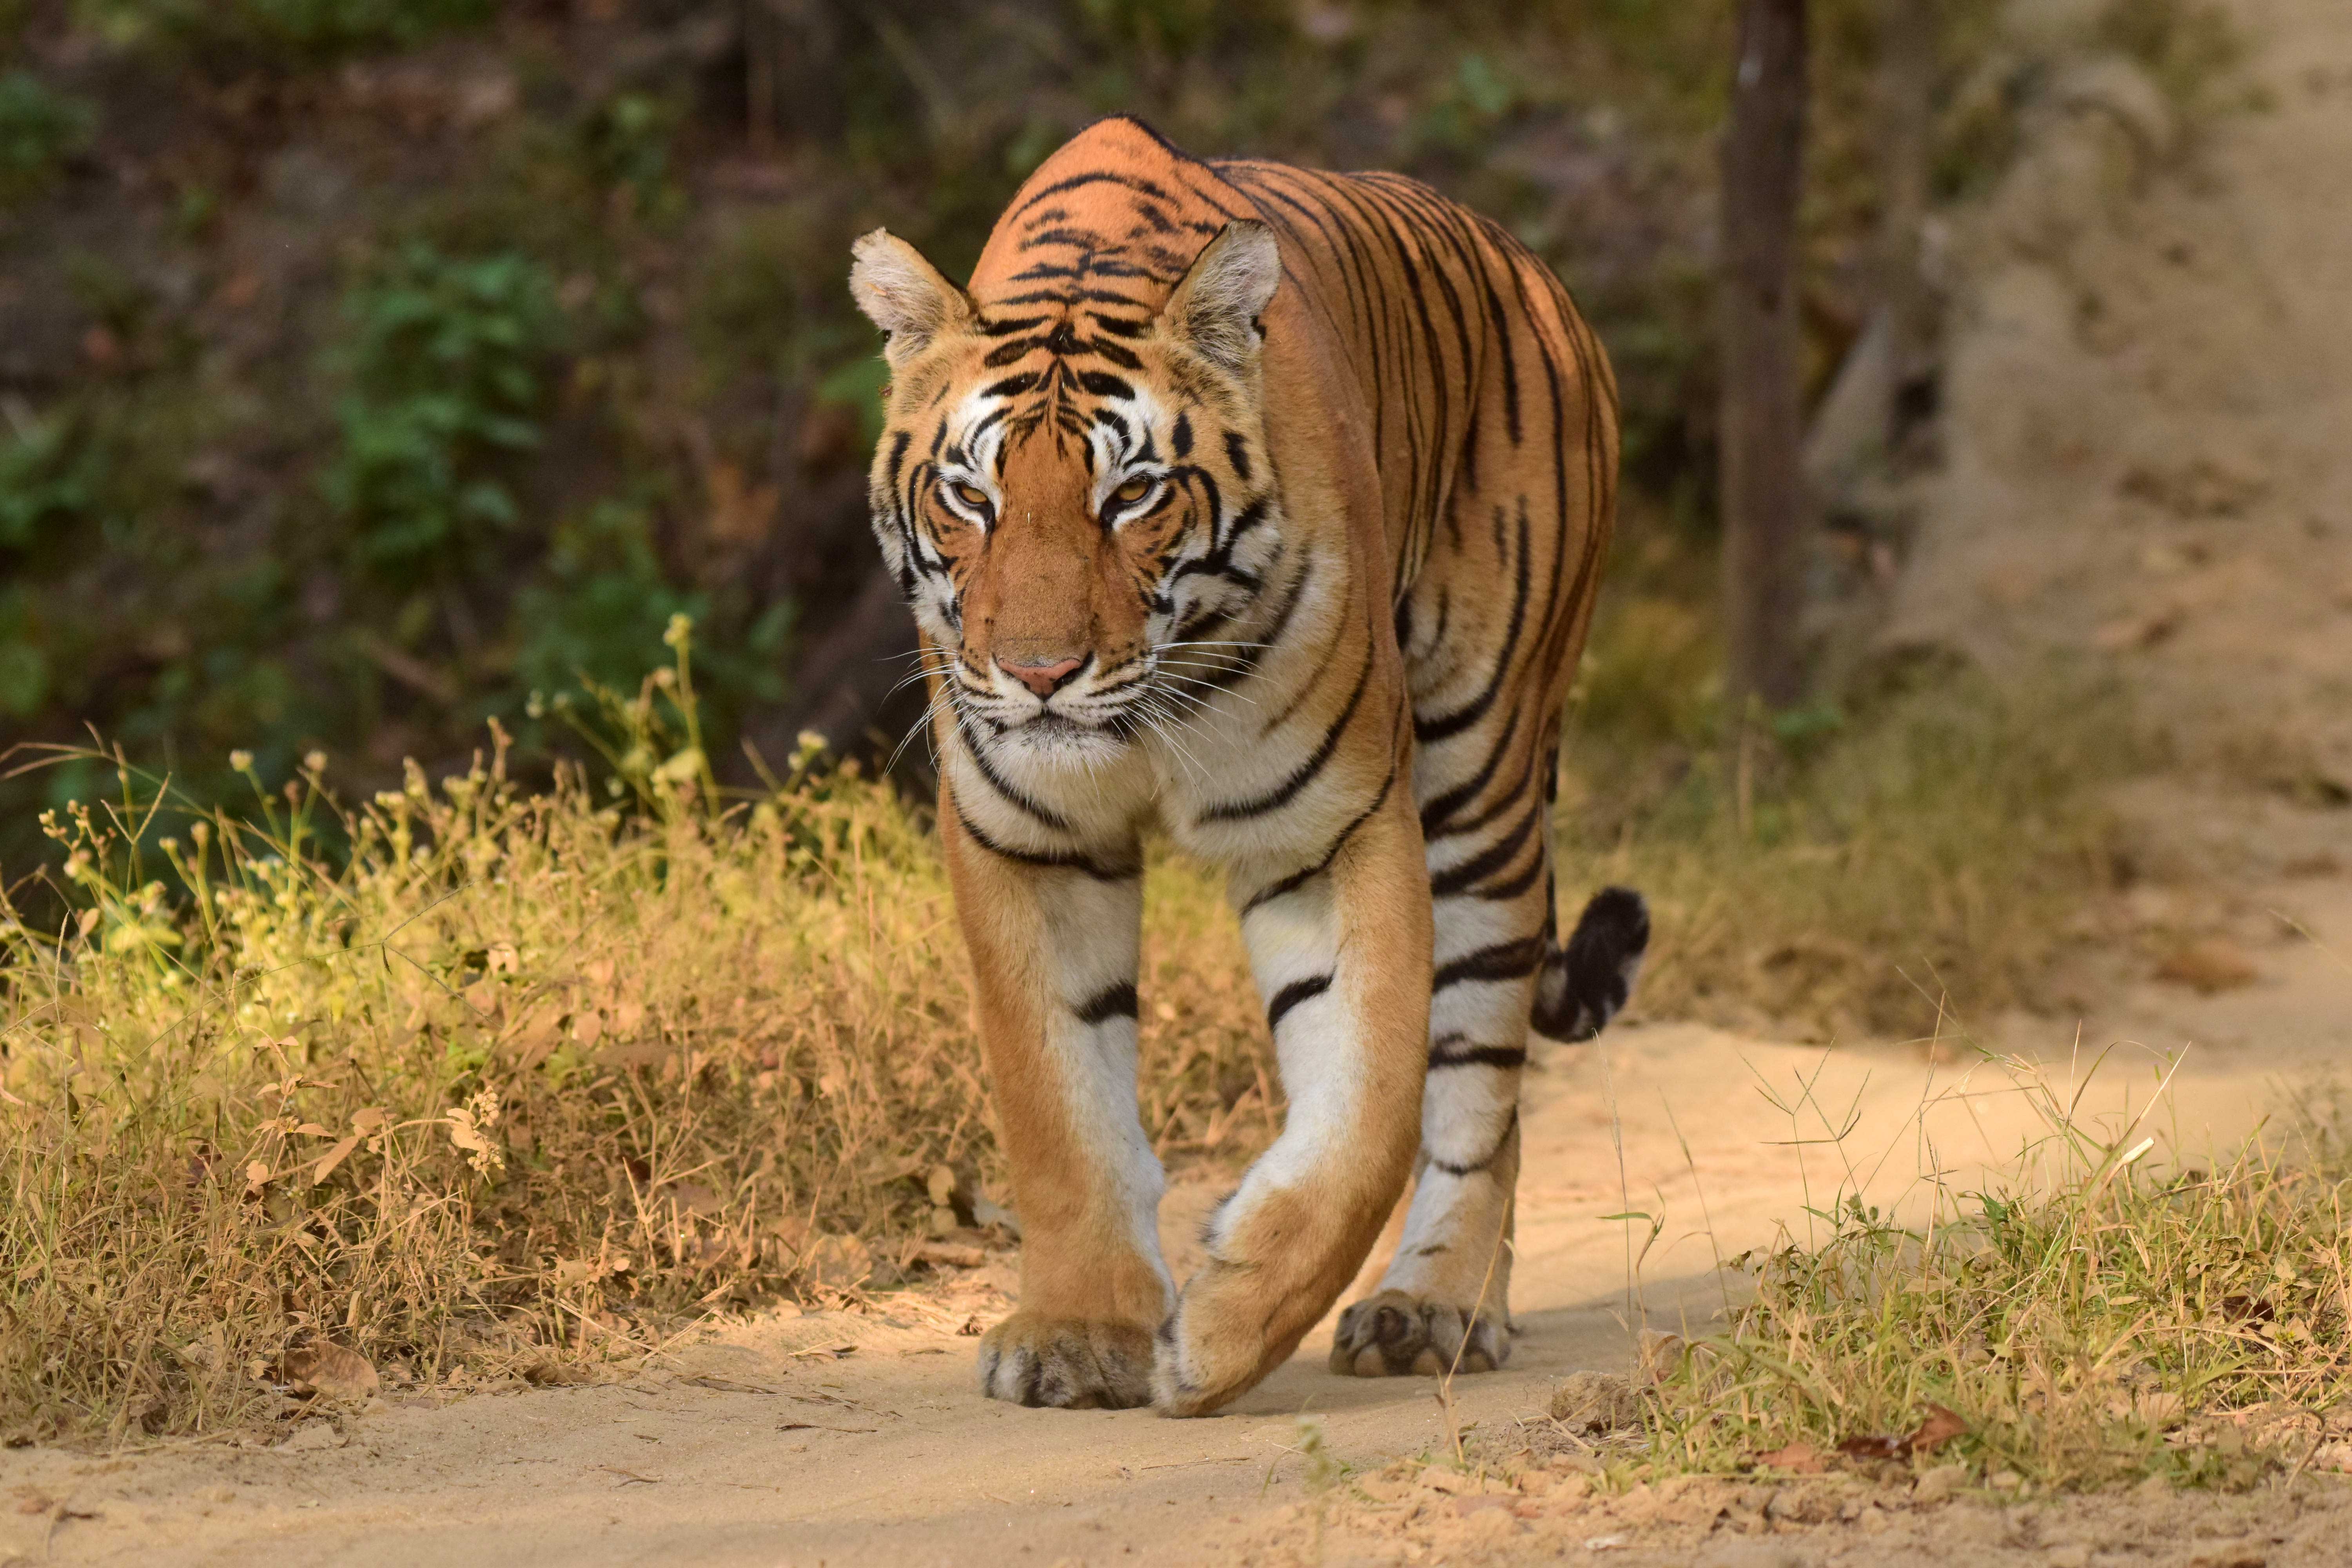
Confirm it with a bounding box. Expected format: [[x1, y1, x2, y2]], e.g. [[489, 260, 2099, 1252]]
[[995, 711, 1132, 768]]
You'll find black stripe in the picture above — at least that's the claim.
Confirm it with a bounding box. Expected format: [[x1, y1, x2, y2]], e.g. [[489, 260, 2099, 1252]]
[[1267, 974, 1332, 1032], [956, 713, 1074, 832], [1477, 842, 1548, 902], [1428, 795, 1542, 899], [950, 791, 1139, 883], [1428, 1035, 1528, 1070], [1420, 709, 1524, 839], [1184, 550, 1310, 691], [1074, 982, 1139, 1025], [1200, 650, 1373, 824], [1414, 502, 1532, 745], [1429, 1108, 1519, 1177], [1240, 764, 1396, 915], [1432, 935, 1545, 993], [1223, 497, 1270, 548]]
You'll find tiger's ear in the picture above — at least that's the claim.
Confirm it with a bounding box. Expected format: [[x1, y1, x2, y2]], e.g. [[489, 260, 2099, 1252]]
[[850, 229, 973, 370], [1159, 220, 1282, 378]]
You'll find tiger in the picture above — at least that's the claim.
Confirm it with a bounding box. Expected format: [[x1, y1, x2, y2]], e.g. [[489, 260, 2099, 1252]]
[[848, 115, 1649, 1417]]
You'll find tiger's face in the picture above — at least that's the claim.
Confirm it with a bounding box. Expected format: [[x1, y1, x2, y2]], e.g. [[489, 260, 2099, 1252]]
[[851, 221, 1286, 766]]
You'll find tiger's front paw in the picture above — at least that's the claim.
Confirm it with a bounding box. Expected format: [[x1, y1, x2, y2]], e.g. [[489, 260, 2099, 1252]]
[[1151, 1258, 1284, 1417], [978, 1313, 1157, 1409], [1328, 1289, 1510, 1377]]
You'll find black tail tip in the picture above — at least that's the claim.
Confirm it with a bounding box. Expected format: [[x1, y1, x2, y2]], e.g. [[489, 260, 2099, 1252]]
[[1532, 886, 1650, 1044], [1571, 886, 1650, 962]]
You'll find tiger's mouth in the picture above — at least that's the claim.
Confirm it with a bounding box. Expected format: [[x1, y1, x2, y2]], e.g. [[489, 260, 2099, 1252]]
[[1020, 711, 1100, 740], [970, 677, 1165, 763], [952, 638, 1231, 765]]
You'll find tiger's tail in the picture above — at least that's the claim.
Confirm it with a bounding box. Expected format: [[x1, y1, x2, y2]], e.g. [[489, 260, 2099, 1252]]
[[1529, 886, 1651, 1044]]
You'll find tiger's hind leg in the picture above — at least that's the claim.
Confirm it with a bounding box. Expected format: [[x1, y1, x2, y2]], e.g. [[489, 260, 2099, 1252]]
[[1327, 837, 1545, 1379], [1330, 258, 1645, 1377], [1328, 836, 1648, 1377]]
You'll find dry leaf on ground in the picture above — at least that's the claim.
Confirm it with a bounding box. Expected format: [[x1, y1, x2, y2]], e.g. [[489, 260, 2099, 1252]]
[[1909, 1404, 1968, 1454], [2156, 938, 2259, 993], [1752, 1441, 1828, 1474], [800, 1233, 872, 1289], [283, 1342, 380, 1402], [911, 1240, 985, 1269], [1549, 1370, 1640, 1433], [1837, 1432, 1909, 1461], [2093, 605, 2185, 651]]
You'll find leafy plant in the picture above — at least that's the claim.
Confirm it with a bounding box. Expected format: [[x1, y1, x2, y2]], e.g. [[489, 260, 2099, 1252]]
[[512, 512, 789, 734], [324, 243, 564, 582], [0, 405, 93, 552], [78, 0, 493, 68], [0, 70, 93, 207], [579, 89, 685, 223]]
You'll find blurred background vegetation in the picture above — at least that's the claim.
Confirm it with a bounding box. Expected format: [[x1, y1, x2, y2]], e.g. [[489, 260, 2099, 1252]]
[[0, 0, 2241, 1009], [0, 7, 1860, 804]]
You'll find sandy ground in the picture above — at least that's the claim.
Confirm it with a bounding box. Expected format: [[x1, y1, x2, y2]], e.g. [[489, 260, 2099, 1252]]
[[6, 0, 2352, 1562]]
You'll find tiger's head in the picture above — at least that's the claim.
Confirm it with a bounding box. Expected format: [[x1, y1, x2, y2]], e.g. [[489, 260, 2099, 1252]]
[[849, 220, 1286, 765]]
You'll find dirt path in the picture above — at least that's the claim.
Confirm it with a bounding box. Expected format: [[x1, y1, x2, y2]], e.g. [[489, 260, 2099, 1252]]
[[6, 1, 2352, 1563]]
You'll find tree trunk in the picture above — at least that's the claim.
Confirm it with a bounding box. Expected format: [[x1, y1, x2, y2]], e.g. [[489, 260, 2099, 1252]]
[[1878, 0, 1936, 439], [1719, 0, 1811, 716]]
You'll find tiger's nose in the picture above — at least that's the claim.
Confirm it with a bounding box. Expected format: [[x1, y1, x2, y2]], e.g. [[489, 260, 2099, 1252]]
[[998, 654, 1084, 697]]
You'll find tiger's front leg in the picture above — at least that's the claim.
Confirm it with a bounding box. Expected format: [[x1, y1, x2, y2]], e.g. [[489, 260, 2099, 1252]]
[[943, 808, 1172, 1410], [1154, 785, 1434, 1416]]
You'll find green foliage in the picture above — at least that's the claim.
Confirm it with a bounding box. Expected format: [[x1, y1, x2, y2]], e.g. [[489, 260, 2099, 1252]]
[[512, 502, 789, 720], [0, 411, 91, 722], [689, 208, 841, 386], [0, 70, 93, 206], [1076, 0, 1233, 54], [1406, 52, 1524, 158], [0, 591, 44, 717], [78, 0, 492, 67], [325, 244, 564, 581], [0, 406, 93, 553], [580, 89, 686, 223]]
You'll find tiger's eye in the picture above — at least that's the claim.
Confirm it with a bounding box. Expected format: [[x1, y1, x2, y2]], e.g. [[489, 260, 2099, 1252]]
[[1111, 475, 1154, 506], [949, 481, 990, 510]]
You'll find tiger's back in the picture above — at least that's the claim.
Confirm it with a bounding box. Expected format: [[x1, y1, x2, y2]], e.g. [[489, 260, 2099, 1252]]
[[853, 116, 1646, 1415], [969, 121, 1620, 655]]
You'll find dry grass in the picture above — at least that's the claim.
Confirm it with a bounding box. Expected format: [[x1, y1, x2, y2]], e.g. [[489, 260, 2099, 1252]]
[[1561, 573, 2133, 1038], [1639, 1058, 2352, 1494], [1, 603, 2143, 1445], [0, 633, 1269, 1442]]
